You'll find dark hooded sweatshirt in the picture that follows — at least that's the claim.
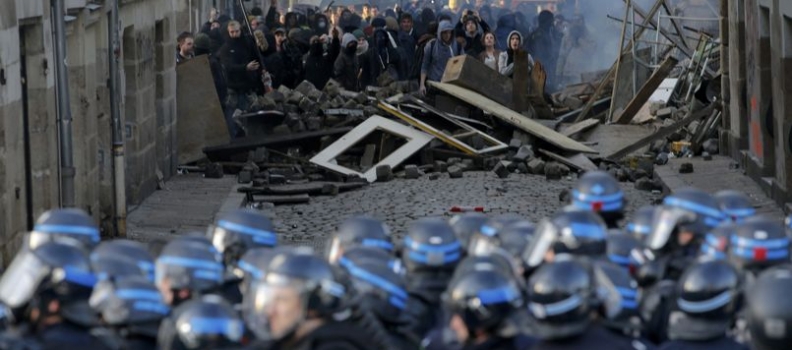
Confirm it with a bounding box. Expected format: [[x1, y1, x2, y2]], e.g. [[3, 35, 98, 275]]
[[304, 35, 340, 89]]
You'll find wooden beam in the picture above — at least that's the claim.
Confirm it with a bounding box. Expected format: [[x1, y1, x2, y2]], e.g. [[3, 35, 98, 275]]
[[573, 0, 666, 123], [429, 82, 598, 154], [628, 0, 694, 59], [610, 0, 632, 123], [538, 149, 598, 172], [606, 103, 720, 160], [612, 55, 679, 124]]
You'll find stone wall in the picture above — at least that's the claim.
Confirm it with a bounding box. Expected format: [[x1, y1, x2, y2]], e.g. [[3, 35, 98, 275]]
[[0, 0, 181, 264]]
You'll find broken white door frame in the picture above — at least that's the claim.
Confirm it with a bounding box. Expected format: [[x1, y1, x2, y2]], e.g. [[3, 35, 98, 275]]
[[378, 101, 508, 155], [309, 116, 433, 183]]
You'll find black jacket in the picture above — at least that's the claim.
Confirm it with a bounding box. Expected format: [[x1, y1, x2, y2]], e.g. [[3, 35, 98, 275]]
[[304, 37, 340, 90], [218, 36, 260, 92], [273, 320, 379, 350], [530, 325, 656, 350], [658, 337, 748, 350]]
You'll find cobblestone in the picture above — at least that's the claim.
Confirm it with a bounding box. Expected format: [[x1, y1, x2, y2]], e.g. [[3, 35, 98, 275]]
[[267, 171, 661, 251]]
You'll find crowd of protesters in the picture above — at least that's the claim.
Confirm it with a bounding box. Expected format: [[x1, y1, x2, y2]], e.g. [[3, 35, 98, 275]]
[[174, 0, 589, 138]]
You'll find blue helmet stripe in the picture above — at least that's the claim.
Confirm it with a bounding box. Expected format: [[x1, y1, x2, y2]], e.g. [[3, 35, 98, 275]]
[[218, 220, 277, 246], [187, 317, 243, 336], [132, 301, 171, 315], [571, 189, 624, 203], [338, 258, 408, 301], [477, 287, 520, 305], [407, 250, 461, 265], [237, 260, 263, 279], [608, 254, 632, 266], [403, 237, 462, 253], [730, 236, 790, 250], [63, 266, 97, 287], [361, 238, 394, 251], [115, 289, 165, 302], [677, 291, 732, 314], [615, 286, 638, 299], [568, 223, 606, 239], [731, 247, 789, 260], [663, 197, 724, 220], [626, 223, 651, 235], [157, 256, 223, 271]]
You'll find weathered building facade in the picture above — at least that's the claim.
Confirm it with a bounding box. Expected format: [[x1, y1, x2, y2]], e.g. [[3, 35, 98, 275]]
[[0, 0, 201, 263], [725, 0, 792, 210]]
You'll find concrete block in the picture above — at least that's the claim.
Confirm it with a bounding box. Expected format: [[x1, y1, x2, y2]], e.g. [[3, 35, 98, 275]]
[[649, 101, 666, 116], [404, 164, 421, 179], [545, 162, 564, 180], [493, 161, 510, 178], [434, 161, 448, 173], [657, 107, 677, 119], [448, 166, 463, 178], [527, 158, 545, 174], [512, 145, 534, 162], [376, 165, 393, 182], [509, 138, 522, 149], [428, 173, 440, 180], [321, 183, 340, 196]]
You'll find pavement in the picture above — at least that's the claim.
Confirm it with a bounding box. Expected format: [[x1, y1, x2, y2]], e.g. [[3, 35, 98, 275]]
[[653, 155, 785, 220], [126, 173, 244, 251], [125, 156, 788, 254], [265, 171, 662, 251]]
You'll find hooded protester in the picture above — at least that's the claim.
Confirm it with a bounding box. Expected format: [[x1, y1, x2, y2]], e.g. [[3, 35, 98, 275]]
[[312, 13, 331, 36], [528, 10, 563, 92], [416, 8, 436, 37], [498, 30, 534, 77], [354, 29, 374, 87], [334, 33, 361, 91], [370, 26, 404, 81], [398, 13, 419, 75], [494, 13, 516, 51], [304, 28, 341, 90], [419, 20, 462, 95], [409, 20, 437, 80]]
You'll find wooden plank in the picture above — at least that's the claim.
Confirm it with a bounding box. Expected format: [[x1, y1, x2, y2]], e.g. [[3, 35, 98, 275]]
[[202, 128, 353, 161], [584, 124, 656, 159], [250, 194, 311, 204], [627, 0, 694, 58], [609, 1, 631, 123], [361, 144, 377, 170], [613, 55, 679, 124], [378, 102, 477, 155], [606, 103, 720, 160], [573, 0, 665, 123], [538, 149, 598, 172], [441, 55, 514, 108], [176, 55, 230, 164], [429, 82, 597, 154], [561, 119, 600, 139], [513, 51, 530, 113]]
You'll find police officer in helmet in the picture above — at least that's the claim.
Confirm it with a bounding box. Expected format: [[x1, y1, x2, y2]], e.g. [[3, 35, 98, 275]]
[[91, 240, 155, 282], [158, 294, 244, 350], [400, 218, 464, 340], [570, 170, 626, 228], [443, 265, 532, 350], [207, 209, 278, 305], [26, 208, 101, 251], [527, 260, 646, 350], [89, 275, 170, 349], [448, 212, 490, 250], [243, 250, 378, 349], [657, 260, 746, 350], [0, 240, 108, 349], [155, 236, 225, 307], [745, 265, 792, 350], [326, 215, 395, 264]]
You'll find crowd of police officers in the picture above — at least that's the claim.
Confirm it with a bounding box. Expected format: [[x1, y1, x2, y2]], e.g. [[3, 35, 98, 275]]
[[0, 170, 791, 350]]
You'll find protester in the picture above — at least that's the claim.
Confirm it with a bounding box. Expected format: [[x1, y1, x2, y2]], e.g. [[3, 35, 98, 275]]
[[218, 20, 260, 138], [528, 10, 563, 92], [499, 30, 534, 77], [419, 20, 461, 96], [304, 29, 341, 90], [334, 33, 361, 91], [478, 32, 500, 71], [175, 31, 194, 64]]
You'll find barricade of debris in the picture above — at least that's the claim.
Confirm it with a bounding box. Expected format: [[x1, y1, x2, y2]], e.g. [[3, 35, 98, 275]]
[[176, 0, 724, 207]]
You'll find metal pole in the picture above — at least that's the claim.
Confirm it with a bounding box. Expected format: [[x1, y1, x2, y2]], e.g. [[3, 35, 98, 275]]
[[52, 0, 76, 208], [110, 0, 127, 238], [631, 2, 637, 95]]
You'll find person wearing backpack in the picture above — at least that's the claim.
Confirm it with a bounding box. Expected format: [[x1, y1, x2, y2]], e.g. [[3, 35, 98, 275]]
[[419, 20, 461, 96]]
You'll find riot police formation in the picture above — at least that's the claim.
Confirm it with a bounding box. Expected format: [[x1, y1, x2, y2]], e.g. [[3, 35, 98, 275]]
[[3, 172, 792, 349]]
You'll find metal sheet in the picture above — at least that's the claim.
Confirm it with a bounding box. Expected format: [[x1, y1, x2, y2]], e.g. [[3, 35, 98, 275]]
[[176, 55, 229, 164]]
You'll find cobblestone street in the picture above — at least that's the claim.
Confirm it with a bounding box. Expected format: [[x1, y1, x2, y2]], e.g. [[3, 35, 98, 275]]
[[268, 171, 662, 250]]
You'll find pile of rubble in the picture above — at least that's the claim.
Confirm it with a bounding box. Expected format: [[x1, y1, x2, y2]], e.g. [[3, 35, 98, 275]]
[[181, 0, 725, 207]]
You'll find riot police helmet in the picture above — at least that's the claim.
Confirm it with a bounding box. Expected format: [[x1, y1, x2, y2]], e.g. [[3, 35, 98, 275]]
[[745, 265, 792, 350], [728, 216, 790, 272], [521, 209, 608, 269], [645, 187, 724, 252], [526, 260, 593, 340], [208, 209, 277, 267], [401, 218, 463, 273], [90, 275, 169, 336], [158, 294, 244, 350], [448, 212, 489, 249], [326, 215, 393, 264], [26, 208, 100, 250], [570, 170, 625, 224], [715, 190, 756, 223], [92, 239, 155, 282]]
